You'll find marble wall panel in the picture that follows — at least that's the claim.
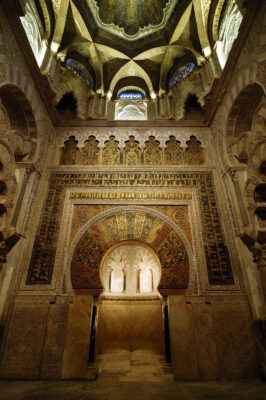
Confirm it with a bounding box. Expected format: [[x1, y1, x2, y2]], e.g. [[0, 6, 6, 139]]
[[168, 296, 198, 380], [95, 300, 165, 355], [211, 297, 260, 379], [40, 297, 69, 379], [191, 302, 219, 380], [62, 295, 93, 379], [0, 299, 49, 379]]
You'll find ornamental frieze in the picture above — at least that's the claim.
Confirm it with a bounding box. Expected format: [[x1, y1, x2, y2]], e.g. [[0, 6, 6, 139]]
[[26, 171, 234, 286]]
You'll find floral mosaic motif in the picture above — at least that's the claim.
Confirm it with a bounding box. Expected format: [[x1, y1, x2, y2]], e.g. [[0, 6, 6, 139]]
[[27, 172, 233, 286], [185, 136, 205, 165], [80, 136, 99, 165], [123, 136, 141, 165], [143, 136, 162, 165], [71, 210, 189, 291], [157, 231, 186, 269], [60, 136, 80, 165], [71, 232, 104, 290], [74, 232, 103, 268], [95, 0, 169, 36], [58, 135, 207, 165], [165, 136, 183, 165], [102, 135, 121, 165]]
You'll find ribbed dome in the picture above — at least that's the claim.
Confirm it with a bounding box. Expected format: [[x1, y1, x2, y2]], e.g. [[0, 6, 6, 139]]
[[95, 0, 170, 36]]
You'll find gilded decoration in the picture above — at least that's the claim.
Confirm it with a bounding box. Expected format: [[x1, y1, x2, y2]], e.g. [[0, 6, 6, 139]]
[[143, 136, 162, 165], [70, 210, 189, 291], [95, 0, 169, 36], [165, 136, 183, 165], [60, 136, 80, 165], [70, 205, 113, 247], [57, 135, 207, 166], [102, 135, 121, 165], [148, 205, 192, 248], [26, 172, 234, 286], [71, 231, 104, 290], [185, 136, 205, 165], [80, 136, 99, 165], [123, 136, 141, 165]]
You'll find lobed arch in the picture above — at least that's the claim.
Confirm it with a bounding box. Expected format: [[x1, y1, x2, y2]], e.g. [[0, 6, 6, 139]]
[[214, 60, 266, 172], [64, 206, 196, 296], [244, 139, 266, 230], [219, 78, 266, 241], [99, 240, 162, 297], [226, 83, 265, 166], [0, 84, 38, 162], [0, 84, 37, 138], [0, 139, 17, 226]]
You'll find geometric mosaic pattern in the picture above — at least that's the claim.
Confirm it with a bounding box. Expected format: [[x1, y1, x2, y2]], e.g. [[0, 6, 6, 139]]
[[26, 172, 234, 285], [71, 211, 189, 291]]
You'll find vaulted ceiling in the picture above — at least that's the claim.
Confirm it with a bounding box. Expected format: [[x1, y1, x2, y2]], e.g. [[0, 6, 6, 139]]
[[34, 0, 215, 95]]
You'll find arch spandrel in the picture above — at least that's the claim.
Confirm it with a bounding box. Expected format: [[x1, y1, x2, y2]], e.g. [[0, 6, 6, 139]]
[[70, 209, 190, 295]]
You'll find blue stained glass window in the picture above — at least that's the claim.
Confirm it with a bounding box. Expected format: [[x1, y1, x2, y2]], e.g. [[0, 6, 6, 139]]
[[169, 63, 195, 89], [66, 59, 94, 88], [118, 90, 145, 99]]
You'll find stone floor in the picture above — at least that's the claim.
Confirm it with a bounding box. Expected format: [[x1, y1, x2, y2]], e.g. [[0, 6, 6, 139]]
[[0, 380, 265, 400]]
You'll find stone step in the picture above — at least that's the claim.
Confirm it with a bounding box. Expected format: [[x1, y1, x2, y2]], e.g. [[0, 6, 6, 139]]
[[95, 352, 174, 382]]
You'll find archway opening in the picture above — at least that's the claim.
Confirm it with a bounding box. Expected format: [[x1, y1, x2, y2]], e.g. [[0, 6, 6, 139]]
[[67, 208, 190, 380], [0, 181, 7, 195], [100, 242, 161, 297], [96, 241, 165, 379], [226, 83, 264, 163], [259, 161, 266, 177]]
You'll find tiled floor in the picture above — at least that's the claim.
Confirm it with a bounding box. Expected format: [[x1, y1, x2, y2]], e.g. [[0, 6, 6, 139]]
[[0, 379, 265, 400]]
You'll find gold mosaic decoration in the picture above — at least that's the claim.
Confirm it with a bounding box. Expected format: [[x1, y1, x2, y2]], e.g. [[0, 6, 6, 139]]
[[143, 136, 162, 165], [60, 136, 80, 165], [71, 210, 189, 291], [123, 136, 141, 165], [165, 136, 183, 165], [102, 135, 121, 165], [58, 135, 206, 166], [26, 171, 233, 286], [185, 136, 205, 165], [80, 136, 99, 165]]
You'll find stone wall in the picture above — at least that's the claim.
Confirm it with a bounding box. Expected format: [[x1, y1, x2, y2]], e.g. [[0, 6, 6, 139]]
[[0, 4, 55, 330], [0, 0, 265, 383], [0, 295, 69, 379], [169, 295, 260, 380]]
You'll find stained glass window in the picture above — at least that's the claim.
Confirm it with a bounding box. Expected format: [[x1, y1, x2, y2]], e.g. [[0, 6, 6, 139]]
[[169, 63, 195, 89], [118, 90, 145, 99], [66, 59, 94, 89]]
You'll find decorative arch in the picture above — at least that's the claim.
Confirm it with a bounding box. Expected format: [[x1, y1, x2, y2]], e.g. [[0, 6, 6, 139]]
[[65, 206, 195, 296], [226, 83, 264, 165], [110, 61, 154, 96], [244, 139, 266, 230], [0, 85, 38, 162], [0, 139, 17, 225], [214, 63, 266, 172]]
